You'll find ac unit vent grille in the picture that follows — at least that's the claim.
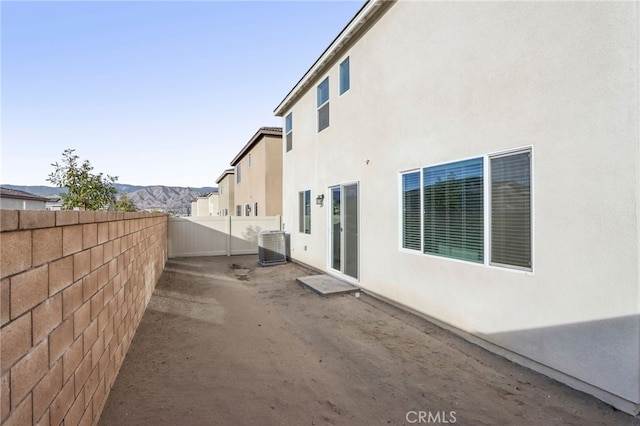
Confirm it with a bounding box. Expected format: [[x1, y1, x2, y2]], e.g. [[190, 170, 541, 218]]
[[258, 230, 287, 266]]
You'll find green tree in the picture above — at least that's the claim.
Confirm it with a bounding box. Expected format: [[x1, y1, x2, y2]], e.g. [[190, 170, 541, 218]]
[[47, 149, 118, 210], [114, 194, 137, 212]]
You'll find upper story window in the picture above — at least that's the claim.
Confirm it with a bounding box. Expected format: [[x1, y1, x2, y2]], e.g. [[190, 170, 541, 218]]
[[339, 57, 350, 95], [285, 113, 293, 152], [248, 154, 252, 168], [237, 164, 241, 184], [317, 77, 329, 132]]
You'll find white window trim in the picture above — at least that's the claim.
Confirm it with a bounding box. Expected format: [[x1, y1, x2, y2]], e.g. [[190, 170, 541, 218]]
[[397, 146, 534, 274], [317, 77, 330, 132], [339, 56, 350, 96], [285, 112, 293, 153]]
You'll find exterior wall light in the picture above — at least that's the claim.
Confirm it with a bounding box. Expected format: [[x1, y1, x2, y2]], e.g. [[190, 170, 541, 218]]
[[316, 194, 324, 206]]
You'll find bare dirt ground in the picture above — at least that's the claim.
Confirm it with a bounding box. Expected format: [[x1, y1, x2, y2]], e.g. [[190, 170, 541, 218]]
[[99, 256, 637, 426]]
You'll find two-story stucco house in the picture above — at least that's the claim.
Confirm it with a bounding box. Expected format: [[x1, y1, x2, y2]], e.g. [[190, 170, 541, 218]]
[[191, 191, 219, 217], [230, 127, 283, 217], [274, 0, 640, 414], [216, 168, 235, 216], [0, 187, 48, 210]]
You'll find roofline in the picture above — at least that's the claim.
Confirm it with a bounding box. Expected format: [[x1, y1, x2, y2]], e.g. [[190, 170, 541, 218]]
[[229, 127, 283, 166], [0, 188, 50, 202], [274, 0, 393, 117], [215, 168, 235, 184]]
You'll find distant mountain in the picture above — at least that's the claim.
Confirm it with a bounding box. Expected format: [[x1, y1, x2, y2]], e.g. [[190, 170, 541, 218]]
[[126, 186, 215, 214], [1, 184, 215, 215]]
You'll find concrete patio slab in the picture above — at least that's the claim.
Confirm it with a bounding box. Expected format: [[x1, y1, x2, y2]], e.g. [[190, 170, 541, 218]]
[[297, 274, 359, 296]]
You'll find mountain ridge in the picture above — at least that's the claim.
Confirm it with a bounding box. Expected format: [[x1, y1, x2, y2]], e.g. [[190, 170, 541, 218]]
[[1, 184, 216, 214]]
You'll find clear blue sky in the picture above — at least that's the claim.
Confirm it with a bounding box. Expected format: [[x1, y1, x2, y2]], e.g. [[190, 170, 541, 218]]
[[1, 0, 364, 188]]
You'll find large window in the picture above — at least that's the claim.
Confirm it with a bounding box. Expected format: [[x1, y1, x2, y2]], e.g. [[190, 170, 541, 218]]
[[236, 164, 241, 184], [317, 77, 329, 132], [285, 113, 293, 152], [400, 149, 532, 270], [490, 150, 531, 269], [339, 57, 350, 95], [299, 190, 311, 234]]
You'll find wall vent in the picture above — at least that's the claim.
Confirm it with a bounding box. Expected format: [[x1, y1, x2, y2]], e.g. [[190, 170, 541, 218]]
[[258, 230, 287, 266]]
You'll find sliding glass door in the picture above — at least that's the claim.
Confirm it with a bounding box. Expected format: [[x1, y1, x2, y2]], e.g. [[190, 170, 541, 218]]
[[329, 183, 359, 280]]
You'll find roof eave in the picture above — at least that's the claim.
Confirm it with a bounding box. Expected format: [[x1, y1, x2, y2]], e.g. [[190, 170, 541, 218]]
[[215, 168, 235, 184], [229, 128, 283, 166], [274, 0, 392, 117]]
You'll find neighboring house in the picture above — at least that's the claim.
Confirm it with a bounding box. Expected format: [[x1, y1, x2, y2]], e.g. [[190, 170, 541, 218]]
[[191, 190, 219, 217], [216, 169, 235, 216], [0, 187, 48, 210], [45, 195, 63, 211], [274, 0, 640, 415], [230, 127, 283, 217]]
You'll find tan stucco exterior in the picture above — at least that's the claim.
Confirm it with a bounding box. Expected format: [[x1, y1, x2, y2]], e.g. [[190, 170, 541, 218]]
[[216, 169, 235, 216], [276, 0, 640, 414], [231, 128, 283, 217]]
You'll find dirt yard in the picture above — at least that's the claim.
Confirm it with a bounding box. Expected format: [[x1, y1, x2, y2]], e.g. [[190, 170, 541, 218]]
[[98, 256, 637, 425]]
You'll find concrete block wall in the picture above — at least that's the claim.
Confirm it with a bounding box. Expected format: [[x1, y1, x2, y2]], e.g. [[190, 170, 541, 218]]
[[0, 210, 168, 425]]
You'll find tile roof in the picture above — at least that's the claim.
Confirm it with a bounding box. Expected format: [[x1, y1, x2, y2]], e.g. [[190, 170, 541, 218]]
[[230, 127, 283, 166], [215, 168, 235, 184], [0, 187, 50, 202]]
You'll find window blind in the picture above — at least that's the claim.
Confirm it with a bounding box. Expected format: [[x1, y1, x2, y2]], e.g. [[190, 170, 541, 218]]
[[423, 158, 484, 263], [402, 172, 421, 250], [490, 151, 531, 269]]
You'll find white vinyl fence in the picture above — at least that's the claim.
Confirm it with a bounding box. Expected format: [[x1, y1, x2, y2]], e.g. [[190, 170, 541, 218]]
[[168, 215, 282, 258]]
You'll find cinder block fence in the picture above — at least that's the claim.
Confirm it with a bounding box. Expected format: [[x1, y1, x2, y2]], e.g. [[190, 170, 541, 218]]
[[0, 210, 168, 425]]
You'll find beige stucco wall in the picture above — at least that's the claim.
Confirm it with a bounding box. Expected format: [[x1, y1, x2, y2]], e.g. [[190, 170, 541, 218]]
[[281, 1, 639, 413], [0, 198, 47, 211], [208, 193, 219, 216], [234, 135, 283, 217], [217, 174, 234, 216]]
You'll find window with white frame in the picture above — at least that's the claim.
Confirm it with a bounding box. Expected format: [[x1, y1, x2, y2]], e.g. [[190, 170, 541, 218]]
[[285, 113, 293, 152], [317, 77, 329, 132], [339, 57, 350, 95], [237, 164, 242, 184], [245, 204, 251, 216], [400, 149, 532, 270], [490, 150, 532, 269], [299, 190, 311, 234], [401, 171, 421, 251]]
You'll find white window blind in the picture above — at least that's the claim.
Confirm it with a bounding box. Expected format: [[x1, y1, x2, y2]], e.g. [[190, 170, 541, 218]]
[[423, 158, 484, 263], [490, 150, 532, 270], [402, 172, 421, 250]]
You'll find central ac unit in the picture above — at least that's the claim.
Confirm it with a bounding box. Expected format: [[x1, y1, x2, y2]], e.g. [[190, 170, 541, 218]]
[[258, 230, 287, 266]]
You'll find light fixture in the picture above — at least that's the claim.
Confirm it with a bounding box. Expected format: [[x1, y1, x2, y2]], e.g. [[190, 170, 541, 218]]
[[316, 194, 324, 206]]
